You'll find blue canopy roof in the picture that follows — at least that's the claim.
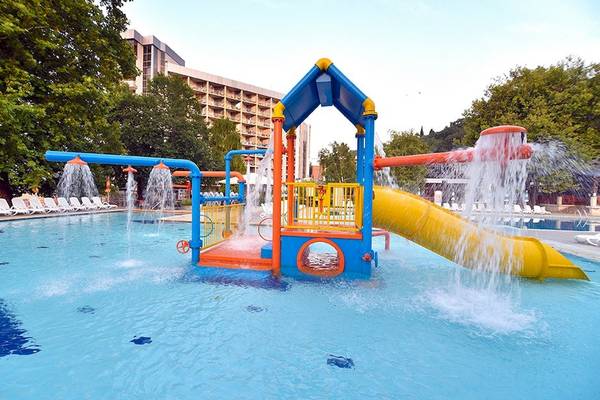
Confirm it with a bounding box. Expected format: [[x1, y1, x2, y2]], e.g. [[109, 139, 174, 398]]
[[275, 59, 376, 132]]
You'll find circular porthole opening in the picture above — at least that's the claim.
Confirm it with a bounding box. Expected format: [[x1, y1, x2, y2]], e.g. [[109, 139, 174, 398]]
[[297, 238, 344, 278]]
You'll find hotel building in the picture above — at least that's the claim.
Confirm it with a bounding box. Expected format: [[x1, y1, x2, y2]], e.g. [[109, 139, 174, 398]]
[[122, 29, 310, 177]]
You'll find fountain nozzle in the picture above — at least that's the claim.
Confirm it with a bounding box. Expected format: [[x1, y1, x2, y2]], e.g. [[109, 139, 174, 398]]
[[67, 156, 87, 166], [153, 161, 170, 170], [123, 165, 138, 174]]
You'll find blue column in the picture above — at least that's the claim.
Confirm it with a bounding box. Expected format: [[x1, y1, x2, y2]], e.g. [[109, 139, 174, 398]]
[[362, 116, 376, 258], [239, 181, 246, 203], [190, 173, 202, 263], [356, 133, 365, 184]]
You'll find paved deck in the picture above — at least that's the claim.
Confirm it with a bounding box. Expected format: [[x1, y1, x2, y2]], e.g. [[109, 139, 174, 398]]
[[524, 229, 600, 262]]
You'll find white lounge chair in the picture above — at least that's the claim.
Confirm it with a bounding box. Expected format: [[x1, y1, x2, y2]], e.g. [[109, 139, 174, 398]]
[[523, 205, 533, 214], [533, 205, 543, 214], [513, 204, 523, 213], [451, 202, 459, 211], [540, 206, 551, 214], [92, 196, 117, 209], [10, 198, 32, 215], [442, 202, 451, 210], [575, 233, 600, 247], [69, 197, 87, 211], [57, 197, 75, 212], [81, 197, 100, 210], [43, 198, 63, 213], [29, 197, 51, 213], [0, 198, 13, 216]]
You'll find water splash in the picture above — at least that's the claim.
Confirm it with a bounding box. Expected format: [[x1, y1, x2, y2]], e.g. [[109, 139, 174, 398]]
[[237, 137, 274, 237], [427, 131, 531, 331], [143, 168, 174, 215], [125, 172, 137, 233], [374, 134, 398, 188], [57, 163, 99, 199]]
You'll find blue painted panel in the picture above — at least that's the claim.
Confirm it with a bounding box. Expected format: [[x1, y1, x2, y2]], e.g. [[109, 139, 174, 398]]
[[280, 235, 371, 279], [316, 73, 333, 106]]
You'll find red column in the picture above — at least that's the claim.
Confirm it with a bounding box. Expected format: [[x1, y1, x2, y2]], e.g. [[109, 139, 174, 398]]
[[286, 128, 296, 227], [272, 118, 284, 277]]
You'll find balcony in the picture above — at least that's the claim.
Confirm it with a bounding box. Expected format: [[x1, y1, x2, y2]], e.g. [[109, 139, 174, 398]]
[[208, 101, 224, 108], [243, 96, 257, 103], [209, 88, 224, 97], [242, 130, 256, 136], [227, 91, 241, 100]]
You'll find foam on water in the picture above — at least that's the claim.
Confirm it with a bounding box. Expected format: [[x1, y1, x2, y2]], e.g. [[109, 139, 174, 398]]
[[423, 286, 537, 335]]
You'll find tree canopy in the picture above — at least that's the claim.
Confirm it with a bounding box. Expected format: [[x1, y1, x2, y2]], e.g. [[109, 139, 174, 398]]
[[383, 130, 430, 191], [0, 0, 136, 197], [112, 75, 213, 191], [318, 141, 356, 183], [462, 58, 600, 161], [208, 118, 245, 173]]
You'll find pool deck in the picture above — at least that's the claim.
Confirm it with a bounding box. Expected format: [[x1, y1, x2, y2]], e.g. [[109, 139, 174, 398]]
[[524, 229, 600, 262]]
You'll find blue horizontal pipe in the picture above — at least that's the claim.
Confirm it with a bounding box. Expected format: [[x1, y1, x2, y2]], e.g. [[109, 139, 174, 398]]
[[224, 149, 267, 205], [45, 150, 203, 264], [224, 149, 266, 161]]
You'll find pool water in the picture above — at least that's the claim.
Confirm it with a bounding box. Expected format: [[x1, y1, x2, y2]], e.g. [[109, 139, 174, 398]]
[[1, 213, 599, 399], [504, 217, 600, 231]]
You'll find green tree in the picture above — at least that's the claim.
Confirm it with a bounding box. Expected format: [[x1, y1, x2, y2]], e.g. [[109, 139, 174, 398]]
[[318, 142, 356, 183], [424, 118, 465, 152], [0, 0, 136, 197], [209, 118, 245, 173], [112, 75, 212, 193], [462, 58, 599, 158], [383, 130, 430, 191]]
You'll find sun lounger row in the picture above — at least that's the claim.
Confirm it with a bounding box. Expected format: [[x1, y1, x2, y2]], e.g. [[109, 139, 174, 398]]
[[441, 202, 551, 214], [0, 196, 117, 216], [575, 233, 600, 247]]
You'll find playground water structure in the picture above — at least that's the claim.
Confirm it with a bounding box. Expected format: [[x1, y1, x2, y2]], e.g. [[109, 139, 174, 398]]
[[44, 58, 588, 282]]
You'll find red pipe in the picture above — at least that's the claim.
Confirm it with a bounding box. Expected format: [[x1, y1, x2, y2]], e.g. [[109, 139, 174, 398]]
[[374, 125, 532, 169], [374, 144, 532, 169], [372, 229, 390, 250], [172, 170, 246, 183], [272, 118, 284, 277]]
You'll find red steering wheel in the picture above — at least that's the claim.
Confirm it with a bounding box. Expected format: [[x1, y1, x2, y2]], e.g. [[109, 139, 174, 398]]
[[176, 240, 190, 254]]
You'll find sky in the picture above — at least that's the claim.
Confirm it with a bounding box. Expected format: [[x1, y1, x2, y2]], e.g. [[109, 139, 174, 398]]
[[123, 0, 600, 161]]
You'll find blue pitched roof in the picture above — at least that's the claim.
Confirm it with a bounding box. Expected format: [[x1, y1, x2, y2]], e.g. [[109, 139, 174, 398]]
[[277, 59, 374, 132]]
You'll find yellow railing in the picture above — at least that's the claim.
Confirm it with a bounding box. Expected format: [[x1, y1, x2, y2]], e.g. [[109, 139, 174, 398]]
[[284, 182, 363, 232], [201, 204, 244, 249]]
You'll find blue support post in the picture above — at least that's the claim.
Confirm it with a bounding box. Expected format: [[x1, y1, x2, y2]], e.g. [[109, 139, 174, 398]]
[[190, 173, 202, 263], [224, 149, 266, 204], [361, 117, 376, 260], [45, 151, 203, 265], [239, 182, 246, 203], [356, 132, 365, 184]]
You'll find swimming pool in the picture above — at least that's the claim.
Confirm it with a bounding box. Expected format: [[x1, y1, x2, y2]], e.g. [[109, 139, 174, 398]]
[[1, 213, 599, 399], [506, 217, 600, 232]]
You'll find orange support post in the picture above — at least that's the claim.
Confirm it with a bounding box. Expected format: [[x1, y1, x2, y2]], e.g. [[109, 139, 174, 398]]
[[286, 128, 296, 225], [272, 117, 284, 277]]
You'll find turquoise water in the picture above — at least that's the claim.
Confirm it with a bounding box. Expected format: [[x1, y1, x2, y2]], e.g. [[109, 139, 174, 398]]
[[1, 213, 599, 399]]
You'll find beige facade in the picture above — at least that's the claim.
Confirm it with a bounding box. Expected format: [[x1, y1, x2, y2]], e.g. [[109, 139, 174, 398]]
[[122, 29, 310, 177]]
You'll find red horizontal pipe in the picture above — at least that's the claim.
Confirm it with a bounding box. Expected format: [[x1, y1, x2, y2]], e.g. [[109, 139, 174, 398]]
[[374, 144, 533, 169], [172, 170, 246, 183], [372, 229, 391, 250]]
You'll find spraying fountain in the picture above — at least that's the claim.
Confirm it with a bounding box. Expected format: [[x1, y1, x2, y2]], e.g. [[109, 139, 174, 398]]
[[57, 156, 99, 199], [143, 162, 175, 219]]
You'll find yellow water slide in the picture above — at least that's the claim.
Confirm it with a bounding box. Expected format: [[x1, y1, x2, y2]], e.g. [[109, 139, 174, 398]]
[[373, 186, 588, 280]]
